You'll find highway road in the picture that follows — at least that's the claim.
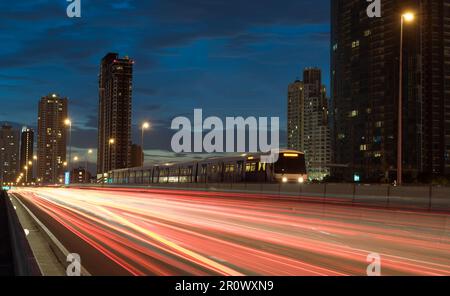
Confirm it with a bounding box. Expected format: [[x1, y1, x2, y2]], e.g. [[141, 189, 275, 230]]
[[10, 187, 450, 276]]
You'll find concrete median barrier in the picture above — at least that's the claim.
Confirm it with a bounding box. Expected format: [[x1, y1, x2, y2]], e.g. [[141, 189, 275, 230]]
[[430, 187, 450, 211], [261, 183, 280, 193], [301, 184, 326, 198], [1, 190, 41, 276], [280, 184, 301, 196], [69, 182, 450, 212], [388, 186, 431, 210]]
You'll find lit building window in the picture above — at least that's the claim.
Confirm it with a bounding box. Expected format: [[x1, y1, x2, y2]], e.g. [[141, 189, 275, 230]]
[[351, 40, 360, 48], [349, 110, 358, 117]]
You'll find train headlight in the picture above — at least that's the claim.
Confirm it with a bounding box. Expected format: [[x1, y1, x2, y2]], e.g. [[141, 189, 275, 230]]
[[282, 177, 288, 183], [298, 177, 304, 184]]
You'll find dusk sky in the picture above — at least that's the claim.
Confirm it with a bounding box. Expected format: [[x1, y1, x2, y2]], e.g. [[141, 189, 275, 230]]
[[0, 0, 330, 164]]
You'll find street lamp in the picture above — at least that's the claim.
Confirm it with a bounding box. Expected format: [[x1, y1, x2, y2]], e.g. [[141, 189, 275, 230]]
[[24, 166, 28, 185], [141, 122, 150, 166], [397, 12, 415, 186], [108, 138, 115, 172], [32, 156, 37, 183], [64, 119, 72, 171], [85, 149, 93, 183]]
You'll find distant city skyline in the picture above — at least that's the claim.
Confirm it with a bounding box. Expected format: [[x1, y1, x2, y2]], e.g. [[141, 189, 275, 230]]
[[0, 0, 330, 163]]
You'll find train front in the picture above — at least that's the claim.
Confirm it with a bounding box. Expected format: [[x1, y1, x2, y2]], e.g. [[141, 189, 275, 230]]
[[273, 151, 308, 183]]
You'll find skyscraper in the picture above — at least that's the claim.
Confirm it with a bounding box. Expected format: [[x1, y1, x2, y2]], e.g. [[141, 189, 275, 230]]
[[303, 68, 332, 180], [97, 53, 133, 176], [287, 68, 332, 180], [420, 1, 450, 177], [37, 94, 68, 184], [287, 80, 304, 151], [20, 127, 34, 183], [331, 0, 450, 182], [0, 124, 20, 184], [130, 144, 144, 168]]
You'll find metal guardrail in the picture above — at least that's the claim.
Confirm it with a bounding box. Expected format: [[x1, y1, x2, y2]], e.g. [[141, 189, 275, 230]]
[[1, 190, 41, 276]]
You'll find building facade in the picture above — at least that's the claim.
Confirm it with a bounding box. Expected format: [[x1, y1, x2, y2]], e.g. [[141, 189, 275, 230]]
[[303, 69, 332, 180], [287, 68, 332, 180], [331, 0, 450, 182], [420, 0, 450, 177], [20, 127, 34, 184], [97, 53, 133, 176], [70, 167, 91, 184], [0, 124, 20, 184], [130, 144, 143, 168], [37, 94, 68, 184], [287, 80, 305, 151]]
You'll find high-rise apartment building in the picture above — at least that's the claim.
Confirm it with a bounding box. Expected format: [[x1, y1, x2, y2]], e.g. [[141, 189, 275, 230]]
[[287, 80, 305, 151], [0, 124, 20, 184], [97, 53, 133, 175], [37, 94, 68, 184], [331, 0, 450, 182], [287, 68, 332, 180], [20, 127, 34, 183], [303, 68, 332, 180], [130, 144, 143, 168], [70, 167, 91, 184]]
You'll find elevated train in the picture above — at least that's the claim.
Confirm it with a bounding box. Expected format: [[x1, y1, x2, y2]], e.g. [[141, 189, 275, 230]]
[[109, 149, 307, 185]]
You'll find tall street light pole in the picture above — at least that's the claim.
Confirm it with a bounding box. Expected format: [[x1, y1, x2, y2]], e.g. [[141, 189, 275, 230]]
[[73, 156, 79, 184], [27, 161, 32, 185], [108, 138, 115, 172], [64, 119, 72, 172], [24, 165, 28, 184], [86, 149, 93, 183], [141, 122, 150, 167], [33, 155, 37, 184], [397, 12, 415, 186]]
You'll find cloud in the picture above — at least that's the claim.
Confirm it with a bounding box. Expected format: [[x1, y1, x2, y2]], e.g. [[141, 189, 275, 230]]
[[84, 113, 98, 129], [142, 104, 162, 111]]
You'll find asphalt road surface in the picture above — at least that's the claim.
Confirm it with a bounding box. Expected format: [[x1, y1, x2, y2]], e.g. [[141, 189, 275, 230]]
[[10, 187, 450, 276]]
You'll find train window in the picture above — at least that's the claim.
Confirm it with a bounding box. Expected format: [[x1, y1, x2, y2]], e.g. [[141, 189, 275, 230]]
[[225, 164, 235, 173], [201, 165, 207, 175], [274, 153, 307, 174], [245, 162, 256, 172], [182, 166, 193, 176], [237, 162, 243, 173], [258, 162, 266, 171]]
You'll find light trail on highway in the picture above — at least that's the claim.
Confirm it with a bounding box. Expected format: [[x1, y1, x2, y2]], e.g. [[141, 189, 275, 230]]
[[10, 187, 450, 276]]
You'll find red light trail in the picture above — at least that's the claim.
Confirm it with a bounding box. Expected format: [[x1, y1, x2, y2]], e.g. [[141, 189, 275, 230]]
[[11, 187, 450, 276]]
